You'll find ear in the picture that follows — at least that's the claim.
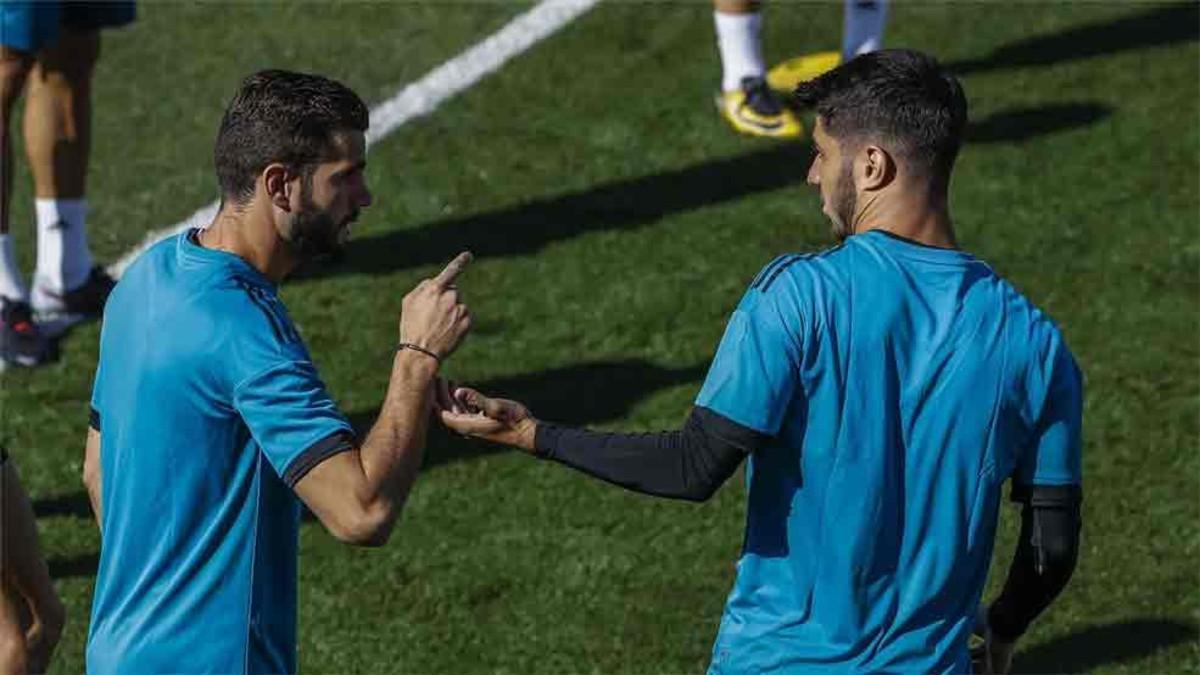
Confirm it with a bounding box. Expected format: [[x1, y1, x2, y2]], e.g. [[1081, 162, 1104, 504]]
[[261, 163, 295, 212], [857, 145, 895, 191]]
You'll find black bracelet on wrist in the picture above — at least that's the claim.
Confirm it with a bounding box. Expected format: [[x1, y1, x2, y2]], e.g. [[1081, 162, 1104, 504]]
[[396, 342, 442, 364]]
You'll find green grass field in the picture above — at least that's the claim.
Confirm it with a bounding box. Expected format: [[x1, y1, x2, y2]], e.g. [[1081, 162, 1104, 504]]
[[2, 2, 1197, 672]]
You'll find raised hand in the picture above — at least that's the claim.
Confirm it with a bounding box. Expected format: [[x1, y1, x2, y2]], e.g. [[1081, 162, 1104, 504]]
[[399, 251, 473, 360], [437, 386, 538, 452]]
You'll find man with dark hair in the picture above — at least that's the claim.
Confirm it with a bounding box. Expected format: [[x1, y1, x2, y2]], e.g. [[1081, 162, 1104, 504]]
[[440, 49, 1082, 674], [84, 70, 474, 674]]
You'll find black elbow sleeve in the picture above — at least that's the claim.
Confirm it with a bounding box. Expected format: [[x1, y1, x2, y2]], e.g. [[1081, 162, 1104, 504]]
[[989, 484, 1082, 641]]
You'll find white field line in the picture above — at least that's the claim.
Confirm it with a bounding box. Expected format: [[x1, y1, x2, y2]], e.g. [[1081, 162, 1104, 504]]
[[110, 0, 600, 278]]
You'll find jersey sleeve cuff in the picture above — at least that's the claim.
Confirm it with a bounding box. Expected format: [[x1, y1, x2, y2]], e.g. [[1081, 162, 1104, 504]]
[[90, 406, 102, 431], [282, 431, 355, 488], [1010, 481, 1081, 505]]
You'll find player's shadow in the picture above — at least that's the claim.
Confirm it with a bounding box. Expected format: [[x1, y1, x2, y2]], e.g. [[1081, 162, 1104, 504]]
[[345, 359, 707, 469], [294, 143, 810, 281], [966, 103, 1113, 144], [1014, 618, 1197, 673], [32, 490, 94, 519], [948, 3, 1198, 75]]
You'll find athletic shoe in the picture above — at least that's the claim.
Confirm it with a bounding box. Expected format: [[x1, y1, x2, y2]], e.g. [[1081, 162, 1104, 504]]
[[32, 265, 116, 319], [766, 50, 842, 94], [0, 298, 50, 367], [716, 76, 804, 139]]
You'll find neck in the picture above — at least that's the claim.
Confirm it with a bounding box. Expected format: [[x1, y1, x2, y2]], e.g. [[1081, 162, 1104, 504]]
[[853, 182, 958, 250], [198, 201, 297, 283]]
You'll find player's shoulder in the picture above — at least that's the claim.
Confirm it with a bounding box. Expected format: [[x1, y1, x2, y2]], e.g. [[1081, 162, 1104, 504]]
[[747, 243, 849, 296], [987, 274, 1075, 370], [210, 276, 303, 348]]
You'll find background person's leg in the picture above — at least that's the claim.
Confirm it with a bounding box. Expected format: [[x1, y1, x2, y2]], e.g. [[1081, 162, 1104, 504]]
[[713, 0, 802, 138], [0, 46, 33, 302], [0, 0, 58, 367], [26, 28, 103, 313], [842, 0, 888, 60]]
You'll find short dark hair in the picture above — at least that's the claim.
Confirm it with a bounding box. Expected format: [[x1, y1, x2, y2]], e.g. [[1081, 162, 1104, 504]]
[[794, 49, 967, 186], [214, 69, 369, 205]]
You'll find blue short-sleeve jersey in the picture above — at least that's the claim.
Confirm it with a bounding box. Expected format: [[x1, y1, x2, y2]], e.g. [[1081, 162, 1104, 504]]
[[87, 231, 353, 675], [697, 231, 1083, 674]]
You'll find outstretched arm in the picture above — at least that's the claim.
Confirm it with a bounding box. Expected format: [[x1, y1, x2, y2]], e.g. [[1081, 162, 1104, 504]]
[[439, 388, 766, 502]]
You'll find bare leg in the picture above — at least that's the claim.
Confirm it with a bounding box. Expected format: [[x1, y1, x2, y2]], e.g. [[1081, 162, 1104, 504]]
[[27, 28, 101, 302], [714, 0, 760, 14], [0, 47, 34, 236], [24, 28, 97, 200], [0, 48, 34, 305]]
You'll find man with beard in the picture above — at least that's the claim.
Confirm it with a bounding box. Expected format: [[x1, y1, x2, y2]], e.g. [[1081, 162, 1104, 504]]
[[83, 70, 474, 674], [439, 50, 1082, 674]]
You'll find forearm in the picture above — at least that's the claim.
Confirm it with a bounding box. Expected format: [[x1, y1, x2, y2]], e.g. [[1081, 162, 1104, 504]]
[[84, 474, 101, 530], [83, 428, 102, 530], [1, 457, 64, 644], [988, 484, 1082, 641], [356, 350, 439, 519], [534, 407, 762, 502]]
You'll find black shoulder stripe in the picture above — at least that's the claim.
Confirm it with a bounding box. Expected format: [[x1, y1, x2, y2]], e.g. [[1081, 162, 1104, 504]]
[[250, 285, 300, 344], [237, 279, 285, 343], [751, 255, 798, 290], [760, 255, 805, 292]]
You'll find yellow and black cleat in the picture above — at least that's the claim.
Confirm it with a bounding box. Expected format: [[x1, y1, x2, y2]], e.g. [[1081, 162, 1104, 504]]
[[716, 76, 804, 139], [766, 50, 842, 94]]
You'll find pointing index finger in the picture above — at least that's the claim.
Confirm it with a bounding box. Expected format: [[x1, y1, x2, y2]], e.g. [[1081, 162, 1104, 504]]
[[434, 251, 473, 287]]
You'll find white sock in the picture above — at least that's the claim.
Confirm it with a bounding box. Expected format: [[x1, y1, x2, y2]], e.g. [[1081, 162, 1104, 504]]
[[0, 234, 27, 302], [35, 198, 93, 294], [715, 11, 766, 92], [843, 0, 888, 60]]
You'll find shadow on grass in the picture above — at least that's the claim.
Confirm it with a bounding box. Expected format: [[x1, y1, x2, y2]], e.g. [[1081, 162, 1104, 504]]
[[347, 358, 707, 469], [967, 103, 1113, 144], [47, 552, 99, 579], [295, 143, 810, 281], [948, 3, 1198, 75], [32, 491, 93, 519], [1014, 618, 1197, 673]]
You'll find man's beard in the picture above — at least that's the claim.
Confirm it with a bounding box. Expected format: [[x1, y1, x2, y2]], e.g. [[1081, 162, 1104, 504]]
[[287, 196, 352, 263], [829, 160, 858, 242]]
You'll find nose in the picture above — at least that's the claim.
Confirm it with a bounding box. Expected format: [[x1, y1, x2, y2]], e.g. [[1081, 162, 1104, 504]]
[[359, 183, 373, 209], [806, 158, 820, 186]]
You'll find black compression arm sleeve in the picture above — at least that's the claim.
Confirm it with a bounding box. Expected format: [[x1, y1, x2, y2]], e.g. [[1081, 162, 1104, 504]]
[[988, 484, 1082, 641], [533, 406, 767, 502]]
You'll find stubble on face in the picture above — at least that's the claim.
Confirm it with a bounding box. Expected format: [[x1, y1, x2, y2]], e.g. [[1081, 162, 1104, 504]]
[[830, 155, 858, 242]]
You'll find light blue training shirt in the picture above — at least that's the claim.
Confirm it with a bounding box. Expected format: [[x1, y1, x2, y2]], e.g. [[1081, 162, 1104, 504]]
[[697, 230, 1082, 673], [87, 230, 354, 674]]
